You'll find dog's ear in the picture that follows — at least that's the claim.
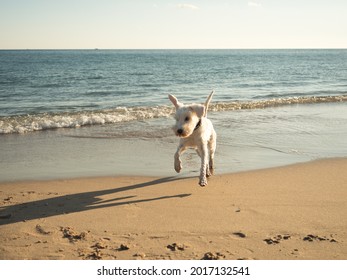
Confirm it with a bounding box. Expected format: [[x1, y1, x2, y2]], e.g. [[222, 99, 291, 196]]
[[189, 104, 205, 118], [168, 94, 182, 109]]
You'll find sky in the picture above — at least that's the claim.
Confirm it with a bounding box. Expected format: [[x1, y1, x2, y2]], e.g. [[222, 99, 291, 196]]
[[0, 0, 346, 49]]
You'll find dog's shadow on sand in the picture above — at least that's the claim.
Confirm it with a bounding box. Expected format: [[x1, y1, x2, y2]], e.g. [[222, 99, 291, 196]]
[[0, 176, 192, 226]]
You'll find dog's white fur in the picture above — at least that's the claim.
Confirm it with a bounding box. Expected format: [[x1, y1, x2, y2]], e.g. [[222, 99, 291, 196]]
[[168, 91, 216, 186]]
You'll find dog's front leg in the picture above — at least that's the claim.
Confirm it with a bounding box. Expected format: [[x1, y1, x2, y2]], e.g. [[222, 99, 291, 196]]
[[174, 143, 186, 173], [198, 142, 209, 186]]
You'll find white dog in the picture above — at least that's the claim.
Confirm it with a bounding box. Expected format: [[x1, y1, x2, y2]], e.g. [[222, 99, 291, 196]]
[[168, 91, 217, 186]]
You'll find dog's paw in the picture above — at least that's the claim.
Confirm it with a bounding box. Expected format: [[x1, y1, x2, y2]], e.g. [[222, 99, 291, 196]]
[[206, 167, 212, 177], [174, 159, 182, 173], [199, 177, 208, 187]]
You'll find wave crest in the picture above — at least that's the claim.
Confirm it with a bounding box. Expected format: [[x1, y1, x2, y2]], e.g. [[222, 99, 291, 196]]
[[210, 95, 347, 111], [1, 95, 346, 134], [0, 106, 174, 134]]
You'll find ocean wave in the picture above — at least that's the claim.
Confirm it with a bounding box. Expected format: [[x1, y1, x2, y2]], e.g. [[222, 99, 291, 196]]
[[1, 95, 346, 134], [0, 106, 174, 134], [209, 94, 347, 111]]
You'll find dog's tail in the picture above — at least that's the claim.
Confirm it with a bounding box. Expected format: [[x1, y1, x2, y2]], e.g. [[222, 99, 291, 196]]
[[204, 90, 214, 117]]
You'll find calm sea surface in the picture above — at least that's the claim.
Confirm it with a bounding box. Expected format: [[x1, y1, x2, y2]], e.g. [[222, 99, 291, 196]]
[[0, 49, 346, 181]]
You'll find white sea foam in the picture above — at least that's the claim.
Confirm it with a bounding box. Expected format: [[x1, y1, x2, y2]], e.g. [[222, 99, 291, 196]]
[[1, 95, 346, 134], [0, 106, 175, 134]]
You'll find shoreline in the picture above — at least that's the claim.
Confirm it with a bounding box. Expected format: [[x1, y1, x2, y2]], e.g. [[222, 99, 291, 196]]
[[1, 102, 347, 183], [1, 157, 346, 260], [0, 155, 345, 184]]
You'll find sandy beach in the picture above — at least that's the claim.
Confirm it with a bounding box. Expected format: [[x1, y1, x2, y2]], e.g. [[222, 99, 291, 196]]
[[0, 158, 346, 260]]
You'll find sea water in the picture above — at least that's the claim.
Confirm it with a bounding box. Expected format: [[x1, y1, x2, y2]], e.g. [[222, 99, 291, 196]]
[[0, 50, 346, 181]]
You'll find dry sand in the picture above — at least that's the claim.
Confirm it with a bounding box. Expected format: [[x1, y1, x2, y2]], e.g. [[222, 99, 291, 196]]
[[0, 158, 346, 260]]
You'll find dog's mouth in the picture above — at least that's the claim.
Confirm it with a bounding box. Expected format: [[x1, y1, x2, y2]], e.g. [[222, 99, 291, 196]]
[[178, 134, 189, 138], [175, 129, 190, 138]]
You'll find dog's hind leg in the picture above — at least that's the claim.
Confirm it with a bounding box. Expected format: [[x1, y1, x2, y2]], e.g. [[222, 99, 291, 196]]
[[196, 148, 211, 178], [208, 131, 217, 175], [197, 142, 209, 186]]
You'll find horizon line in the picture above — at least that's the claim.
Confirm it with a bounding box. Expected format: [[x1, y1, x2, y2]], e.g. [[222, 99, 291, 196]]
[[1, 47, 347, 51]]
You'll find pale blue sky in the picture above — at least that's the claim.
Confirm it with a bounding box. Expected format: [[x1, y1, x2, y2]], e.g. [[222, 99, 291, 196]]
[[1, 0, 346, 49]]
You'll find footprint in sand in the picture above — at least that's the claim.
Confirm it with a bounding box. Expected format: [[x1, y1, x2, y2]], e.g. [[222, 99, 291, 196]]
[[60, 226, 88, 242], [116, 244, 130, 251], [35, 224, 52, 235], [167, 243, 188, 251], [201, 252, 226, 260], [264, 234, 291, 245], [303, 234, 337, 243]]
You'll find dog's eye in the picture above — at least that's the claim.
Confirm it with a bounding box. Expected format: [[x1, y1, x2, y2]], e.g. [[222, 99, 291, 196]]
[[185, 117, 190, 122]]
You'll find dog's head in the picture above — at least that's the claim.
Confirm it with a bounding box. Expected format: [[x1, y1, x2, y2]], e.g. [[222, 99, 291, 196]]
[[168, 94, 205, 138]]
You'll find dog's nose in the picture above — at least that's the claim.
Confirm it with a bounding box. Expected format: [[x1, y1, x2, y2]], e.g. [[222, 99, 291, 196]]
[[177, 129, 183, 135]]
